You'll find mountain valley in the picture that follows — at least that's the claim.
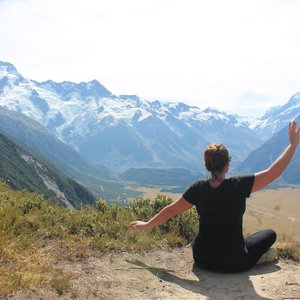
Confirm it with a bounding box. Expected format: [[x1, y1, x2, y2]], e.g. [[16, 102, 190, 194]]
[[0, 60, 300, 204]]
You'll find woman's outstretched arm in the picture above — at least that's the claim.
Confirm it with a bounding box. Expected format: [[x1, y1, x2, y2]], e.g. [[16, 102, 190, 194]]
[[251, 120, 300, 193], [128, 196, 193, 230]]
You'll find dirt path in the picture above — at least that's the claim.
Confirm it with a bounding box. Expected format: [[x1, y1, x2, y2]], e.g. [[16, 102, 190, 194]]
[[11, 247, 300, 300]]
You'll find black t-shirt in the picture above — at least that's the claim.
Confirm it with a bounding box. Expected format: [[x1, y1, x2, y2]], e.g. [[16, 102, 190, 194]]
[[183, 175, 255, 263]]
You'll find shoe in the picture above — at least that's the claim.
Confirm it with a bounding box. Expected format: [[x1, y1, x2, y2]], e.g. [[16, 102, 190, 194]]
[[256, 247, 277, 264]]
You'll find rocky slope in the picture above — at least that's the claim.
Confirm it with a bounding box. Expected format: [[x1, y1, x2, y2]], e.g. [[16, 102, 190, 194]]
[[0, 132, 95, 208]]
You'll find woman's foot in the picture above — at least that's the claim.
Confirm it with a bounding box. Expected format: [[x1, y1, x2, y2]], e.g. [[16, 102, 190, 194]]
[[256, 247, 278, 264]]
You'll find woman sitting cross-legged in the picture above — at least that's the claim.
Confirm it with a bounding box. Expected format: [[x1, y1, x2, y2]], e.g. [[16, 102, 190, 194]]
[[128, 120, 300, 273]]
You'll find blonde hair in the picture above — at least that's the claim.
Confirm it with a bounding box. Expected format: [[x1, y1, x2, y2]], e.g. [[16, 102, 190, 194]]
[[204, 144, 230, 178]]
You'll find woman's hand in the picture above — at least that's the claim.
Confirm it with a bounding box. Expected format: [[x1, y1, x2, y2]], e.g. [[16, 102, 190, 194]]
[[128, 220, 151, 230], [128, 197, 193, 231], [289, 120, 300, 146]]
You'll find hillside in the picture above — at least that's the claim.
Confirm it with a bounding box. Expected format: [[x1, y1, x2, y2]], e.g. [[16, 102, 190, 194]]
[[0, 181, 299, 299], [0, 133, 95, 208], [0, 106, 142, 202], [237, 116, 300, 185]]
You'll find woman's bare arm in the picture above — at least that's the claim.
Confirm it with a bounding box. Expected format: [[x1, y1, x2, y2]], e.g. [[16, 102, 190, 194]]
[[128, 196, 193, 230], [251, 120, 300, 193]]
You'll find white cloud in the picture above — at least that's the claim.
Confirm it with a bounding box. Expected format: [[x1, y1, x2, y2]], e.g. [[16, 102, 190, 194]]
[[0, 0, 300, 117]]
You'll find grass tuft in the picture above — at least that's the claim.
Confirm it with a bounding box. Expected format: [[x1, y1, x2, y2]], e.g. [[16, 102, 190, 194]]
[[277, 234, 300, 262]]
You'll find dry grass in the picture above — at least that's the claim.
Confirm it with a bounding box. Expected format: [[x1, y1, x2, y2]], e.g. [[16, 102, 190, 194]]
[[0, 241, 76, 297], [277, 234, 300, 262], [245, 187, 300, 236], [126, 186, 181, 202], [0, 182, 197, 297], [0, 181, 299, 298]]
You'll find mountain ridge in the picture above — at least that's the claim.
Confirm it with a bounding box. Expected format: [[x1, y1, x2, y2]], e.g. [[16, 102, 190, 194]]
[[253, 92, 300, 140], [1, 60, 300, 188], [0, 132, 96, 208], [0, 60, 263, 171]]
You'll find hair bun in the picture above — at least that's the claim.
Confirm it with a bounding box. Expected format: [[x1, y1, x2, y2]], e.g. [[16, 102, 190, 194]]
[[204, 144, 230, 175]]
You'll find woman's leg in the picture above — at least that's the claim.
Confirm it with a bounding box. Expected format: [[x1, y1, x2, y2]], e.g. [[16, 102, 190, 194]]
[[220, 229, 277, 273], [244, 229, 277, 267], [192, 229, 277, 273]]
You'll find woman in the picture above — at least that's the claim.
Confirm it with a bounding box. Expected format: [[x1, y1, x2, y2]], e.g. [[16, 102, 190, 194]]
[[128, 121, 300, 273]]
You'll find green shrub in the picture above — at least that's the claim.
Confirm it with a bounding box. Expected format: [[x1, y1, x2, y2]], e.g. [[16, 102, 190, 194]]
[[0, 181, 200, 295], [95, 198, 108, 213], [19, 196, 43, 214]]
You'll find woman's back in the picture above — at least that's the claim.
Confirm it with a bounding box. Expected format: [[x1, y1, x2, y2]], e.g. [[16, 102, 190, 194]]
[[183, 176, 254, 263]]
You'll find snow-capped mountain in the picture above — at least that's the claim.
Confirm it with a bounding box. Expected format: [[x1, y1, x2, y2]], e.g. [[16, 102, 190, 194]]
[[252, 93, 300, 140], [0, 61, 262, 171]]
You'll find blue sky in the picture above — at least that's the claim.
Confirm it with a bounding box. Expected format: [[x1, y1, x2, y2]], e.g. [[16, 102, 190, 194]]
[[0, 0, 300, 117]]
